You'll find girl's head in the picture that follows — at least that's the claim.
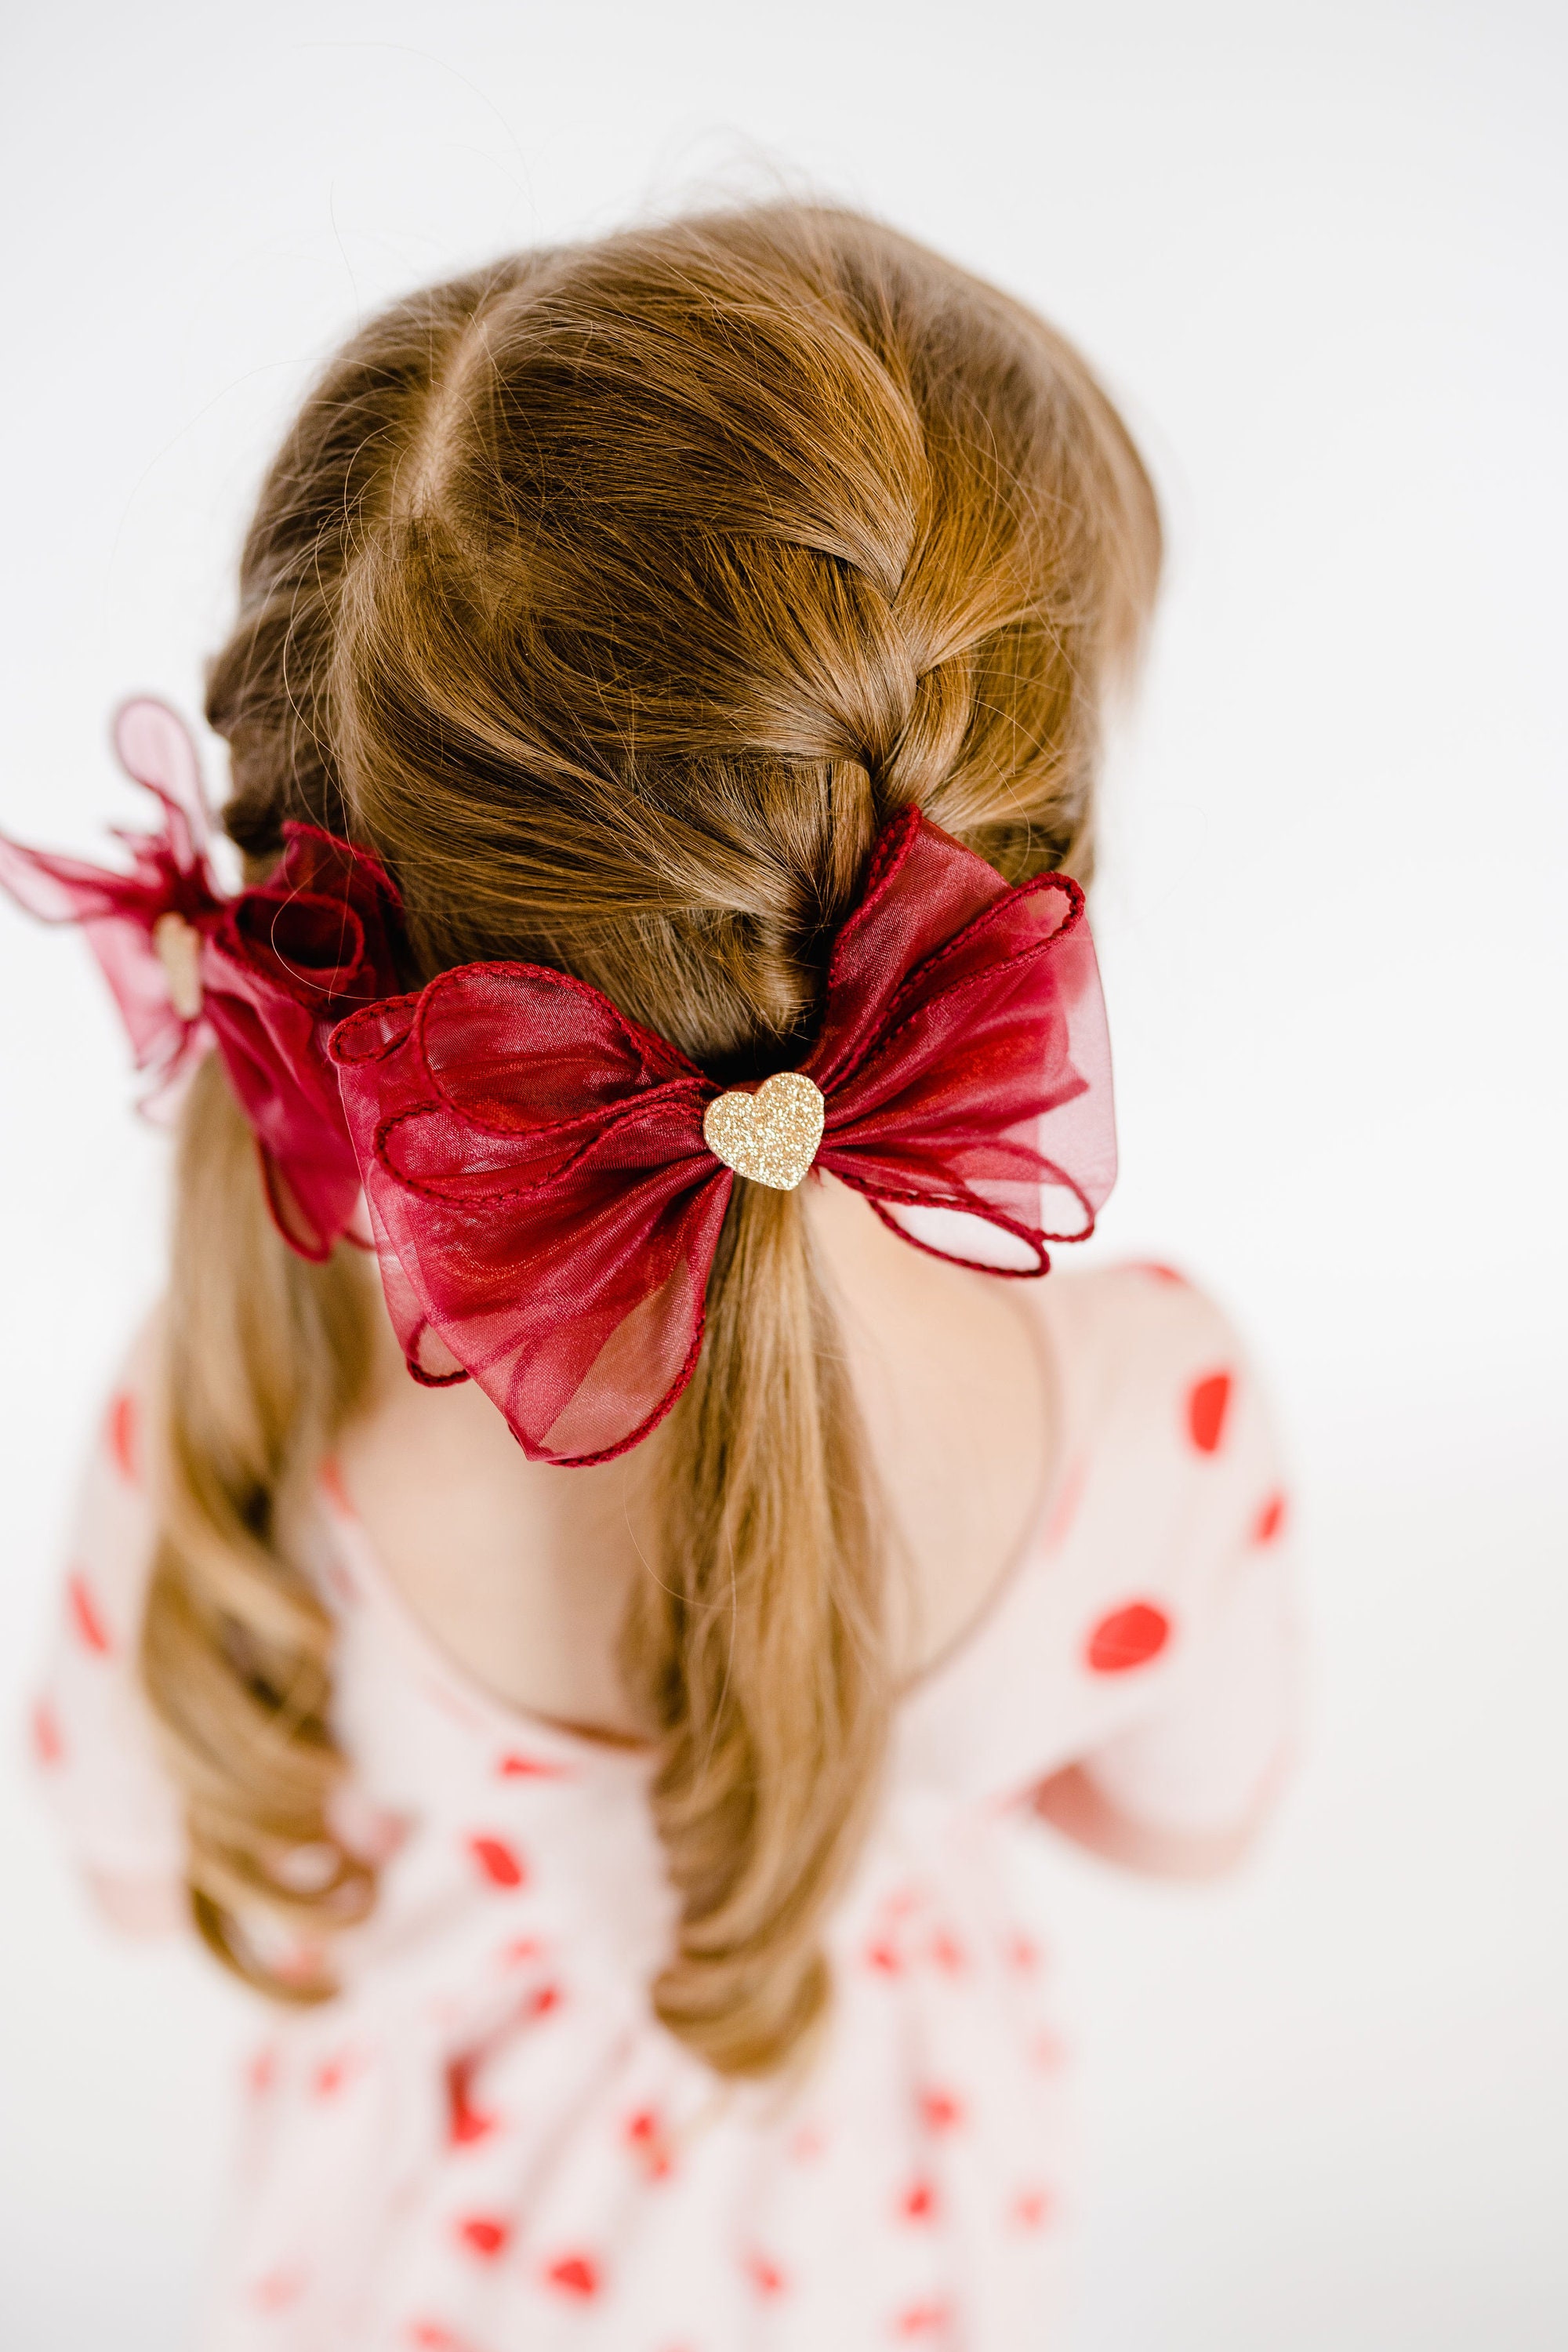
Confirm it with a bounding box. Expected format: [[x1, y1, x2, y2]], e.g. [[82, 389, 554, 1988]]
[[150, 203, 1160, 2074]]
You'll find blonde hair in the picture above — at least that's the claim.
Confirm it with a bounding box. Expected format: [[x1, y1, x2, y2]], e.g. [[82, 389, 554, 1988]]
[[142, 203, 1160, 2072]]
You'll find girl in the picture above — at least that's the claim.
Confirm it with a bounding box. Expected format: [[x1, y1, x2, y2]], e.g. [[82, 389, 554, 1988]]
[[6, 204, 1298, 2349]]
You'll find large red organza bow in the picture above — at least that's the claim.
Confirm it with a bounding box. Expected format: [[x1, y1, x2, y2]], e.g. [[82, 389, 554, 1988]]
[[0, 701, 403, 1258], [331, 809, 1115, 1465]]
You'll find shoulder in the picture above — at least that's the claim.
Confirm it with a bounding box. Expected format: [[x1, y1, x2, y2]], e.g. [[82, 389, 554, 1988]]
[[1033, 1259, 1287, 1549], [1039, 1258, 1260, 1421], [894, 1261, 1294, 1800]]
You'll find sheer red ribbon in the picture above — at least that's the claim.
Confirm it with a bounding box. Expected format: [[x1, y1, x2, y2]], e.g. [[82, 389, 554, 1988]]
[[0, 701, 225, 1116], [3, 710, 1115, 1463], [330, 808, 1116, 1465], [202, 826, 404, 1257], [0, 700, 403, 1258]]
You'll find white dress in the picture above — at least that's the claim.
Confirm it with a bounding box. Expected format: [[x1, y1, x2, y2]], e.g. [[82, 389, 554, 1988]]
[[32, 1263, 1299, 2351]]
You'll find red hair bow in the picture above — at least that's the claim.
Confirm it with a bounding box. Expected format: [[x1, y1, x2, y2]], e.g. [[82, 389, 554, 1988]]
[[0, 701, 403, 1258], [4, 710, 1115, 1464], [0, 701, 225, 1116], [331, 809, 1116, 1465]]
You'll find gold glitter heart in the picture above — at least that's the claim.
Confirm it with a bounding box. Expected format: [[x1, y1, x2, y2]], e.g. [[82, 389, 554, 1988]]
[[702, 1070, 825, 1191]]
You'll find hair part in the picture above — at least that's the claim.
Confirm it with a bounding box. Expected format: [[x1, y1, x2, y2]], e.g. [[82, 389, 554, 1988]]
[[146, 201, 1160, 2072]]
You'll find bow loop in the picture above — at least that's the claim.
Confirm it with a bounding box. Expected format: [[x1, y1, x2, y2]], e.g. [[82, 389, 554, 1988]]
[[815, 859, 1112, 1254], [411, 964, 703, 1136], [808, 809, 1011, 1094], [199, 821, 405, 1258]]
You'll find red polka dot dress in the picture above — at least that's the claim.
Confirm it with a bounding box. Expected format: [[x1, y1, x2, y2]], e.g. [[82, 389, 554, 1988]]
[[31, 1269, 1299, 2350]]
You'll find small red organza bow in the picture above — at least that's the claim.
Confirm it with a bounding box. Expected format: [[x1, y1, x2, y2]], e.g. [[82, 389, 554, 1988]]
[[331, 808, 1116, 1465], [0, 701, 403, 1258], [0, 702, 225, 1116]]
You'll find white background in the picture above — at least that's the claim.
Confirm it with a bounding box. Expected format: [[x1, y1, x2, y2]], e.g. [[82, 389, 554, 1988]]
[[1, 2, 1563, 2346]]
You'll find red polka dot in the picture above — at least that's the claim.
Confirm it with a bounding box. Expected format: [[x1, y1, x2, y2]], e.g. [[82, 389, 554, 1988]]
[[865, 1938, 902, 1974], [1085, 1601, 1171, 1674], [789, 2125, 826, 2163], [1135, 1261, 1188, 1285], [918, 2088, 964, 2134], [445, 2055, 496, 2147], [496, 1750, 569, 1780], [31, 1697, 64, 1767], [249, 2269, 306, 2314], [318, 1455, 354, 1515], [311, 2053, 354, 2098], [457, 2216, 510, 2258], [928, 1929, 966, 1974], [1005, 1931, 1041, 1973], [67, 1571, 111, 1655], [106, 1390, 139, 1484], [744, 2251, 788, 2298], [624, 2107, 675, 2182], [408, 2327, 474, 2352], [247, 2046, 276, 2097], [1042, 1455, 1087, 1551], [1187, 1370, 1232, 1454], [895, 2303, 953, 2338], [1012, 2186, 1054, 2230], [1253, 1490, 1287, 1544], [323, 1557, 359, 1608], [468, 1835, 525, 1889], [498, 1936, 543, 1967], [543, 2253, 601, 2299], [900, 2176, 938, 2223], [521, 1981, 562, 2021]]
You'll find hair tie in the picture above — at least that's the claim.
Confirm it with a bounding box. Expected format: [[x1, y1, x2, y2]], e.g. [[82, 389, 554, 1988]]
[[2, 707, 1116, 1461]]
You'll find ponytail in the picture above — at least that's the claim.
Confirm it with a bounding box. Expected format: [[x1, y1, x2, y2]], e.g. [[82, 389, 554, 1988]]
[[628, 1178, 887, 2074]]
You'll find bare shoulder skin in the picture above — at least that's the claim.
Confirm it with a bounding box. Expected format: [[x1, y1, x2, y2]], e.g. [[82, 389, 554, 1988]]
[[334, 1176, 1246, 1882], [333, 1174, 1051, 1737]]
